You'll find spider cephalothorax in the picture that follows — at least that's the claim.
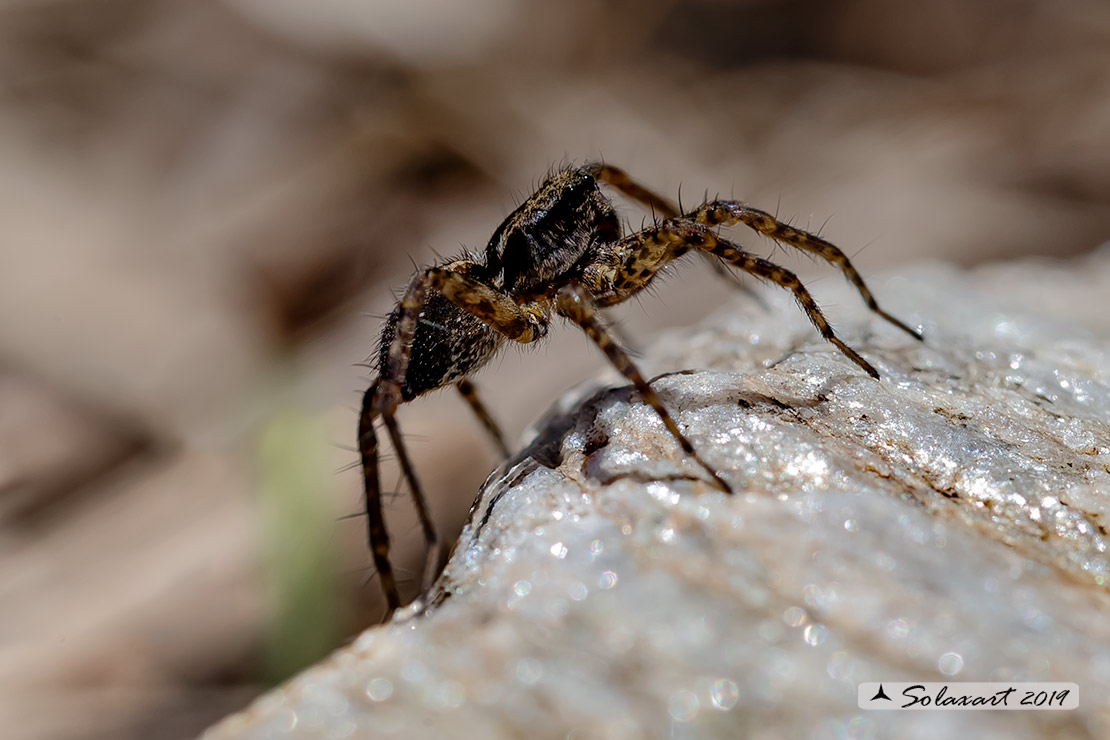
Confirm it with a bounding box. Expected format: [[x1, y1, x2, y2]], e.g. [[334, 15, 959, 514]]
[[360, 162, 922, 613], [485, 167, 620, 293]]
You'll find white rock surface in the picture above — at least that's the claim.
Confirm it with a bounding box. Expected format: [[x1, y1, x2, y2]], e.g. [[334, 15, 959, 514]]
[[206, 252, 1110, 740]]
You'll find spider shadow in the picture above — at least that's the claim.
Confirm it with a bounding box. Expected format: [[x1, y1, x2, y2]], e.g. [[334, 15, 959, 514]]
[[462, 368, 855, 559], [509, 368, 839, 475]]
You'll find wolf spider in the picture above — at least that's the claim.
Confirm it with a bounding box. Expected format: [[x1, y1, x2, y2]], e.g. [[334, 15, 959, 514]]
[[359, 162, 921, 614]]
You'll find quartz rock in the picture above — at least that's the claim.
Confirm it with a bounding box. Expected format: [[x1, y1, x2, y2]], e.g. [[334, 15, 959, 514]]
[[206, 251, 1110, 740]]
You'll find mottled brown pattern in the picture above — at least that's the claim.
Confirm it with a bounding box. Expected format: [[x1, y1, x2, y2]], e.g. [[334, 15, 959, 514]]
[[692, 201, 924, 340], [361, 163, 917, 613], [586, 221, 880, 377]]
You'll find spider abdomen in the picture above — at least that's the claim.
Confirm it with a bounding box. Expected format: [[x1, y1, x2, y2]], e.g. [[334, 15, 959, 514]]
[[378, 291, 504, 401]]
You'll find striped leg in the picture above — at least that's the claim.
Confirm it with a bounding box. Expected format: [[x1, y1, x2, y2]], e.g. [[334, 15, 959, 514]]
[[381, 412, 441, 594], [691, 201, 923, 341], [588, 162, 745, 293], [589, 220, 880, 378], [588, 162, 680, 219], [358, 381, 401, 613], [702, 239, 881, 379], [554, 284, 732, 493]]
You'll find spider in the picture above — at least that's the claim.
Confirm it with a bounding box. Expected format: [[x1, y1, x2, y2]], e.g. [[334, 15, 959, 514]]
[[358, 162, 922, 614]]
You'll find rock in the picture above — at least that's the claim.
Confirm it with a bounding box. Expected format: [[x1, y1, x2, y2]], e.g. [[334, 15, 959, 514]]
[[205, 251, 1110, 740]]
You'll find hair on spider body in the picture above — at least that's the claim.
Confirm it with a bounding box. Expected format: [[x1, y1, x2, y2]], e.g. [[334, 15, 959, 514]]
[[376, 288, 504, 402], [485, 167, 621, 293], [375, 168, 620, 400], [359, 161, 922, 614]]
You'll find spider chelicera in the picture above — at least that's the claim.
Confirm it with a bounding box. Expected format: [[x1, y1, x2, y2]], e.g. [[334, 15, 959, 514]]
[[359, 162, 922, 614]]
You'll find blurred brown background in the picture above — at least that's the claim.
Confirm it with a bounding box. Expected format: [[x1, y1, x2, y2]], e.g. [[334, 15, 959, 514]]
[[1, 1, 1108, 738]]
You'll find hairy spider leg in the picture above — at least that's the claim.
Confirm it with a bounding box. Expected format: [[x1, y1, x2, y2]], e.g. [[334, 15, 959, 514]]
[[357, 380, 445, 613], [691, 201, 924, 341], [588, 163, 760, 297], [585, 220, 880, 379], [590, 164, 914, 338], [358, 381, 401, 611], [456, 378, 510, 458], [706, 240, 880, 379], [381, 412, 441, 592], [554, 284, 732, 493], [588, 162, 680, 219]]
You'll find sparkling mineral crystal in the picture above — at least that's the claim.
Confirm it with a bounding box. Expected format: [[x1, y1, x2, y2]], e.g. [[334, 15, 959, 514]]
[[207, 251, 1110, 740]]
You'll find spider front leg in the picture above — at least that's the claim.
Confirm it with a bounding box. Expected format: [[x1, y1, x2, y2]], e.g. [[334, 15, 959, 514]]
[[588, 162, 760, 300], [689, 201, 923, 341], [588, 162, 679, 219], [555, 284, 732, 494], [703, 237, 881, 379], [595, 221, 880, 378]]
